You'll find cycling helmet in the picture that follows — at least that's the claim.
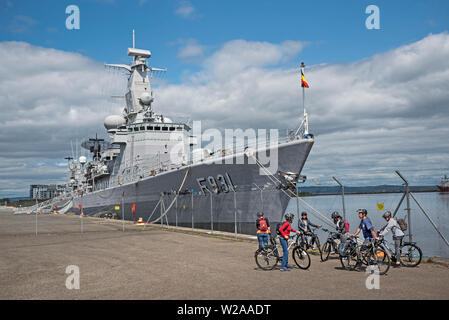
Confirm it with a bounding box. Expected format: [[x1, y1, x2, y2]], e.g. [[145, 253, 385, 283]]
[[285, 213, 294, 221], [257, 212, 264, 217], [382, 211, 392, 219], [357, 208, 368, 216], [301, 211, 307, 217], [331, 211, 341, 219]]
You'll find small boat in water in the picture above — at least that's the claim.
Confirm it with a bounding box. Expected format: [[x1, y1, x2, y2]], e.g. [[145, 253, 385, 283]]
[[437, 175, 449, 192]]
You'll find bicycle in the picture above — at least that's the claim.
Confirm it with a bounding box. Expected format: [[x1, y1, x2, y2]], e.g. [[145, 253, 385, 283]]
[[296, 227, 322, 258], [320, 228, 340, 262], [339, 236, 390, 275], [255, 233, 311, 270], [376, 236, 422, 267]]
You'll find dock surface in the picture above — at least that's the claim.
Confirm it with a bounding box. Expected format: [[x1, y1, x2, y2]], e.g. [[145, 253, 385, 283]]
[[1, 208, 448, 300]]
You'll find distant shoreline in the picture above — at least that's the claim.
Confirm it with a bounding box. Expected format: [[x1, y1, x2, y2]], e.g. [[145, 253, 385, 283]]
[[298, 189, 439, 197]]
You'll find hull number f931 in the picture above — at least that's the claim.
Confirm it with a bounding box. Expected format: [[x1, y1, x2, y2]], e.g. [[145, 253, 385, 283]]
[[196, 173, 235, 194]]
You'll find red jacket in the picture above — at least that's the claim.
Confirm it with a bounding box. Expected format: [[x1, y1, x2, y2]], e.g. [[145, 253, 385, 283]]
[[279, 221, 296, 238]]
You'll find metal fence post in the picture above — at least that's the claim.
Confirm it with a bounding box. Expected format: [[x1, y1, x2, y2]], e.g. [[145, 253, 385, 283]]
[[81, 194, 84, 234], [175, 193, 178, 228], [35, 198, 38, 236], [160, 193, 163, 227], [233, 188, 237, 239], [253, 183, 264, 212], [296, 185, 300, 220], [396, 170, 412, 242], [210, 192, 213, 234], [122, 192, 125, 232], [332, 176, 346, 222], [191, 191, 194, 230]]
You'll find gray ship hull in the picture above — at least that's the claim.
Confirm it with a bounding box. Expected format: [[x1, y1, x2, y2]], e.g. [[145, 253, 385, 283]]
[[70, 138, 313, 234]]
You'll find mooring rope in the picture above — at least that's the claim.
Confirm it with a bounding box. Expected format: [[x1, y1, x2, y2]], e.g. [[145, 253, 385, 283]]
[[250, 153, 334, 227], [143, 167, 190, 228]]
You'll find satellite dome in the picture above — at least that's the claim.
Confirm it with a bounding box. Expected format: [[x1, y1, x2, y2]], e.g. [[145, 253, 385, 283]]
[[79, 156, 87, 165], [140, 92, 153, 105], [104, 115, 126, 130]]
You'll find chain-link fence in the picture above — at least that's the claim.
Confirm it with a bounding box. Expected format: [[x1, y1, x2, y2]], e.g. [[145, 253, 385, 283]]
[[1, 191, 250, 238]]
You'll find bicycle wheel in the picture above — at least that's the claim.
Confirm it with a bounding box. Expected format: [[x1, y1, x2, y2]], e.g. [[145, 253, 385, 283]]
[[340, 249, 359, 271], [321, 241, 331, 262], [365, 247, 390, 275], [400, 243, 422, 267], [255, 246, 279, 270], [296, 236, 306, 251], [292, 246, 311, 270]]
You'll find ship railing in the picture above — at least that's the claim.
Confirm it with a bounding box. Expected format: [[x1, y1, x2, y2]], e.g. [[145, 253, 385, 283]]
[[108, 129, 310, 184], [202, 131, 306, 163]]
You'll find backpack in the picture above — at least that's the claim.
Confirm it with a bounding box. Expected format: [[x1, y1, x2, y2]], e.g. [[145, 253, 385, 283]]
[[397, 218, 408, 231], [276, 222, 283, 235], [344, 220, 350, 233], [258, 218, 268, 232]]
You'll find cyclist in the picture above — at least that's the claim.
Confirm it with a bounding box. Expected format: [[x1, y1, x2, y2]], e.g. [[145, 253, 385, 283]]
[[352, 209, 379, 242], [331, 211, 349, 254], [331, 211, 347, 236], [378, 211, 404, 268], [298, 211, 321, 249], [278, 213, 301, 271], [255, 212, 270, 249]]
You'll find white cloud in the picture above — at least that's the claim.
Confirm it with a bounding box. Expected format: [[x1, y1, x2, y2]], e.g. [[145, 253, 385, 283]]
[[175, 1, 196, 19], [176, 39, 206, 60], [1, 33, 449, 197], [156, 33, 449, 185], [7, 15, 37, 33], [0, 41, 126, 196]]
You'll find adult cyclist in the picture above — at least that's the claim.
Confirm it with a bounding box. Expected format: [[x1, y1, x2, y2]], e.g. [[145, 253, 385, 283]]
[[278, 213, 301, 271]]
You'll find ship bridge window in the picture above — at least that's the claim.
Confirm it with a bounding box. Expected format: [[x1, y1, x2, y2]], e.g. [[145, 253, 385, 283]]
[[162, 127, 168, 131], [140, 126, 145, 131], [155, 126, 160, 131], [134, 127, 139, 131], [128, 128, 133, 132], [147, 126, 153, 130], [176, 127, 183, 131], [169, 127, 175, 131]]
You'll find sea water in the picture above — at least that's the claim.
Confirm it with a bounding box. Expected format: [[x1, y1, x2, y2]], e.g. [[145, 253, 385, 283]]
[[286, 192, 449, 258]]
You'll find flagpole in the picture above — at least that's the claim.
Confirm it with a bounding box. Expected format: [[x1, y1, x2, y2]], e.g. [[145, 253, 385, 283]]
[[300, 62, 308, 135]]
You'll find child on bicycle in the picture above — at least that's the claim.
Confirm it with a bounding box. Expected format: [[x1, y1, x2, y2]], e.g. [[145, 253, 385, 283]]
[[351, 209, 379, 267], [278, 213, 301, 271], [331, 211, 349, 254], [298, 211, 321, 250], [378, 211, 404, 268], [255, 212, 270, 249]]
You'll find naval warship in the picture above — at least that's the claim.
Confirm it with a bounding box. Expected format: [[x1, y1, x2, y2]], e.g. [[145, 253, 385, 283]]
[[62, 34, 314, 234]]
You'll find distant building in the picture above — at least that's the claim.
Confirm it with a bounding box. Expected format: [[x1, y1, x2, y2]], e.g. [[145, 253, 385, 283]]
[[29, 184, 66, 200]]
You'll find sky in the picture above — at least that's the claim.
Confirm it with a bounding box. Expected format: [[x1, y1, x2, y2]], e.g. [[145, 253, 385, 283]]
[[0, 0, 449, 197]]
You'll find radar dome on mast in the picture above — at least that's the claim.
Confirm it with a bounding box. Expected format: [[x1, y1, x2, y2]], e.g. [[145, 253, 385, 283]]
[[104, 115, 126, 130], [140, 92, 153, 105]]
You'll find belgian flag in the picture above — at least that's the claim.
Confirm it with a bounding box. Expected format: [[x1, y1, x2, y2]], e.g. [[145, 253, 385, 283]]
[[301, 70, 309, 88]]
